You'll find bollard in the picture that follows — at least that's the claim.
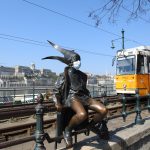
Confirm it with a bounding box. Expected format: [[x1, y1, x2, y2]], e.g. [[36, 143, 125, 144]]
[[135, 89, 143, 125], [148, 94, 150, 112], [34, 94, 46, 150], [122, 94, 127, 122]]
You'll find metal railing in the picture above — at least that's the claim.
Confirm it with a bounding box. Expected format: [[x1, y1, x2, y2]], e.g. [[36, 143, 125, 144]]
[[33, 92, 150, 150], [87, 84, 116, 97], [0, 86, 54, 105], [121, 89, 150, 124], [0, 84, 117, 105], [0, 92, 149, 149]]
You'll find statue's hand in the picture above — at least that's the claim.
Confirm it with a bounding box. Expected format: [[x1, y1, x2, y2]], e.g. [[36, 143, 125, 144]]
[[55, 103, 63, 112]]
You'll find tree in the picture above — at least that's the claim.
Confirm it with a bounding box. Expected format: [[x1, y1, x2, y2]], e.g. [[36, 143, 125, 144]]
[[89, 0, 150, 26]]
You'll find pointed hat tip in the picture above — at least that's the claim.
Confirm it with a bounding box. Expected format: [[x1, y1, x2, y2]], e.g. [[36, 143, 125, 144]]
[[47, 40, 54, 45]]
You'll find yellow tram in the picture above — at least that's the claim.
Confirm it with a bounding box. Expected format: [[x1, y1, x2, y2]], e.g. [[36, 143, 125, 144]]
[[115, 46, 150, 96]]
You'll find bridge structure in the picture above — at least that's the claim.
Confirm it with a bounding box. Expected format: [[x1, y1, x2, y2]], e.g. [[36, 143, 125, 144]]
[[0, 88, 149, 150]]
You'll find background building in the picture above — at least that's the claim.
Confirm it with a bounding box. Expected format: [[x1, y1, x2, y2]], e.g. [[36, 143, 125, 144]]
[[87, 74, 115, 97], [0, 64, 116, 97], [0, 64, 57, 87]]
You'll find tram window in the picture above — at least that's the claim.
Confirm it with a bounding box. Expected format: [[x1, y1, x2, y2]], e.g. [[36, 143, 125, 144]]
[[137, 55, 144, 74], [116, 56, 135, 75], [147, 56, 150, 73]]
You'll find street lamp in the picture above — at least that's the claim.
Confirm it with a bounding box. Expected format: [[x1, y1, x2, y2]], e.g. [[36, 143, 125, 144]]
[[111, 29, 125, 50], [111, 29, 125, 66]]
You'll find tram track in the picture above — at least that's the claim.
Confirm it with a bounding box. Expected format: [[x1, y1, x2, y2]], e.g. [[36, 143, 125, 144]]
[[0, 95, 148, 146], [0, 95, 147, 122]]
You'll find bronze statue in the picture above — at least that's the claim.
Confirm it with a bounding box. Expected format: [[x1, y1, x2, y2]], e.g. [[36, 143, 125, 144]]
[[42, 41, 108, 148]]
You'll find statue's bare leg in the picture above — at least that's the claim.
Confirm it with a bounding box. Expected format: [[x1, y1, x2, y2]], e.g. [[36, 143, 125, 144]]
[[87, 98, 109, 140], [88, 98, 108, 122], [63, 99, 88, 147]]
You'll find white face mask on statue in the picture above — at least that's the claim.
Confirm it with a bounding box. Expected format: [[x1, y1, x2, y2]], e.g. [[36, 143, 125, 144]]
[[73, 60, 81, 69]]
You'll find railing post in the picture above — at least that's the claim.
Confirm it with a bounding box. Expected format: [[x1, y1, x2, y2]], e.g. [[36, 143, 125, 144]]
[[13, 88, 16, 99], [34, 94, 46, 150], [135, 89, 143, 125], [24, 94, 26, 104], [92, 85, 94, 97], [33, 82, 35, 103], [122, 94, 127, 122]]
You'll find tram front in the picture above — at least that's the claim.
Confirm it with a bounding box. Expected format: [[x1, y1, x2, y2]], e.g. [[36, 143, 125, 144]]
[[115, 46, 150, 96]]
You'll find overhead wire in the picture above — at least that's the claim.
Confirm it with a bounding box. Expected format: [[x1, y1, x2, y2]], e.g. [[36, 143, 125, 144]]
[[22, 0, 145, 46], [0, 33, 48, 45], [0, 0, 147, 58], [0, 33, 113, 57], [0, 36, 49, 47]]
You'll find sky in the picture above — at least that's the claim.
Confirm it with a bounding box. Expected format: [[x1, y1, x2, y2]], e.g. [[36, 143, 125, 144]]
[[0, 0, 150, 75]]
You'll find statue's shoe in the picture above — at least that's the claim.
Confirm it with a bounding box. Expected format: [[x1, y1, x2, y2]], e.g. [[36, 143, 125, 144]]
[[87, 120, 109, 140], [63, 130, 73, 148], [97, 120, 110, 140]]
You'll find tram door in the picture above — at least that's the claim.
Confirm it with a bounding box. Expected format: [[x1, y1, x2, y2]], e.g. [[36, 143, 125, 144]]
[[147, 56, 150, 94], [137, 54, 149, 95]]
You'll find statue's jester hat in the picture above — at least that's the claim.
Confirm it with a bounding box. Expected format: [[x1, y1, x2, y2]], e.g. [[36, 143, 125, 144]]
[[42, 40, 80, 65]]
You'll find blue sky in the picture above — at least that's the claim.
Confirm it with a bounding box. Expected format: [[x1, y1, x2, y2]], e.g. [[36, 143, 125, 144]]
[[0, 0, 150, 75]]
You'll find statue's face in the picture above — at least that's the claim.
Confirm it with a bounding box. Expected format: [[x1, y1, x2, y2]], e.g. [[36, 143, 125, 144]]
[[73, 60, 81, 69]]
